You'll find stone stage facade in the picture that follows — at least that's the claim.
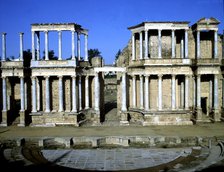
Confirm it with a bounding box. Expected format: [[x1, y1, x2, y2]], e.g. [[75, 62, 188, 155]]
[[0, 18, 224, 127]]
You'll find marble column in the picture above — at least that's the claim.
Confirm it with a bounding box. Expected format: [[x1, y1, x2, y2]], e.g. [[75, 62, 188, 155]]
[[184, 29, 188, 58], [132, 33, 135, 61], [44, 31, 49, 60], [140, 75, 144, 109], [197, 74, 201, 108], [58, 76, 63, 112], [78, 75, 82, 110], [181, 80, 184, 108], [158, 74, 163, 110], [45, 76, 50, 112], [209, 79, 213, 109], [144, 75, 149, 111], [214, 30, 218, 58], [2, 77, 7, 111], [185, 75, 189, 110], [144, 30, 148, 59], [85, 75, 89, 109], [139, 32, 143, 60], [71, 31, 75, 60], [32, 31, 35, 60], [158, 29, 162, 58], [193, 76, 196, 107], [132, 75, 136, 108], [121, 72, 127, 111], [25, 82, 27, 110], [94, 72, 100, 111], [214, 75, 219, 109], [77, 33, 81, 61], [171, 30, 175, 58], [72, 76, 77, 112], [20, 77, 25, 111], [2, 33, 6, 61], [36, 32, 40, 60], [58, 31, 62, 60], [197, 30, 200, 58], [36, 78, 40, 111], [19, 33, 24, 61], [171, 75, 176, 110], [181, 37, 184, 58], [84, 34, 88, 61], [31, 77, 37, 112]]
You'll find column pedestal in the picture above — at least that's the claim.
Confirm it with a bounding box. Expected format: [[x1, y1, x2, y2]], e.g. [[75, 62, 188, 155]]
[[18, 111, 25, 127], [0, 111, 8, 126]]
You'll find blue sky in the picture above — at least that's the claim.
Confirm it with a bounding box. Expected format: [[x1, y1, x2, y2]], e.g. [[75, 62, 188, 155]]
[[0, 0, 223, 64]]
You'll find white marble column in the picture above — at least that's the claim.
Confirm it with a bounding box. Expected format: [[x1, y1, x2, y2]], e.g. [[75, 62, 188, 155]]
[[184, 29, 188, 58], [31, 77, 37, 112], [2, 77, 7, 111], [71, 31, 75, 60], [214, 30, 218, 58], [45, 76, 50, 112], [78, 75, 82, 110], [144, 75, 149, 111], [171, 75, 176, 110], [140, 75, 144, 109], [58, 31, 62, 60], [171, 30, 175, 58], [2, 33, 6, 61], [72, 76, 77, 112], [84, 34, 88, 61], [36, 32, 40, 60], [197, 74, 201, 108], [214, 75, 219, 109], [58, 76, 63, 112], [132, 75, 136, 108], [94, 72, 100, 111], [209, 79, 213, 109], [158, 29, 162, 58], [144, 30, 148, 59], [85, 75, 89, 109], [181, 80, 184, 108], [158, 74, 163, 110], [181, 37, 184, 58], [44, 31, 49, 60], [185, 75, 189, 110], [193, 76, 196, 107], [36, 78, 40, 111], [132, 33, 135, 61], [121, 72, 127, 111], [20, 77, 25, 111], [197, 30, 200, 58], [77, 33, 81, 61], [32, 31, 35, 60], [19, 33, 24, 61], [139, 32, 143, 60], [25, 82, 27, 110]]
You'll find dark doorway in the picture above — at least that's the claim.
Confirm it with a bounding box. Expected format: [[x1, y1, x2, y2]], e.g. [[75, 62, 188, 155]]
[[201, 97, 207, 115]]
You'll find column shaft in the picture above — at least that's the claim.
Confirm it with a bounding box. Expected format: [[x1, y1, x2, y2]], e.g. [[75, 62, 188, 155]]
[[214, 75, 219, 109], [184, 30, 188, 58], [36, 78, 40, 111], [71, 31, 75, 60], [132, 75, 136, 108], [214, 30, 218, 58], [58, 76, 63, 112], [85, 75, 89, 109], [171, 30, 175, 58], [77, 33, 81, 61], [144, 30, 148, 59], [181, 80, 184, 108], [58, 31, 62, 60], [209, 79, 213, 109], [2, 33, 6, 61], [45, 31, 49, 60], [158, 30, 162, 58], [19, 33, 24, 61], [139, 32, 143, 59], [20, 77, 25, 111], [132, 33, 135, 60], [197, 31, 200, 58], [171, 75, 176, 110], [121, 73, 127, 111], [32, 77, 37, 112], [36, 32, 40, 60], [144, 75, 149, 111], [197, 75, 201, 108], [140, 75, 144, 109], [2, 77, 7, 111], [94, 73, 100, 111], [79, 76, 82, 110], [158, 75, 162, 110], [185, 75, 189, 109], [181, 37, 184, 58], [84, 34, 88, 61], [32, 31, 35, 60], [45, 76, 50, 112], [72, 76, 77, 112]]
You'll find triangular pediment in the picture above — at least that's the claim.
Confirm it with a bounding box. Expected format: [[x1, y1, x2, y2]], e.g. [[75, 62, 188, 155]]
[[197, 17, 220, 25]]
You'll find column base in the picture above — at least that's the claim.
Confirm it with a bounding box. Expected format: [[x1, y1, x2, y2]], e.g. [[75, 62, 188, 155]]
[[196, 108, 202, 121], [1, 111, 8, 127], [210, 108, 221, 122], [120, 112, 129, 126], [18, 110, 25, 127]]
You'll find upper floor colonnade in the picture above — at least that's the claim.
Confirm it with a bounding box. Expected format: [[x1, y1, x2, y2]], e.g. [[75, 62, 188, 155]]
[[31, 23, 88, 62]]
